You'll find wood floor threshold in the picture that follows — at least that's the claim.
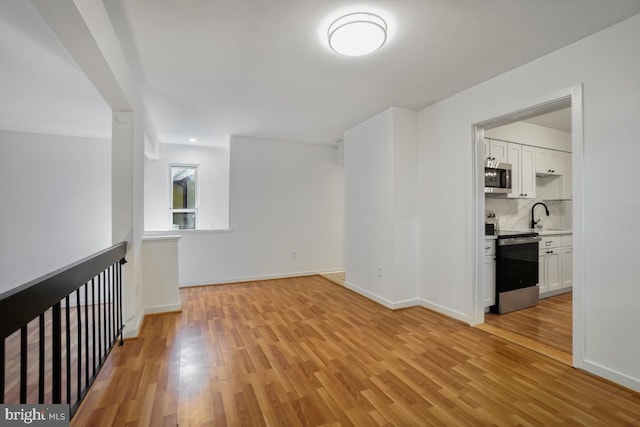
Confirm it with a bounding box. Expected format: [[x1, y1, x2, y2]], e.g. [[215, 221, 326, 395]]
[[476, 322, 573, 365]]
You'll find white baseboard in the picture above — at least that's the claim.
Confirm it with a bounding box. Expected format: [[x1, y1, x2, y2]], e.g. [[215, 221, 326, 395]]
[[417, 298, 469, 324], [121, 303, 182, 339], [144, 303, 182, 315], [180, 268, 344, 288], [392, 298, 421, 309], [582, 359, 640, 393], [123, 313, 143, 339], [344, 281, 395, 309], [343, 281, 419, 310]]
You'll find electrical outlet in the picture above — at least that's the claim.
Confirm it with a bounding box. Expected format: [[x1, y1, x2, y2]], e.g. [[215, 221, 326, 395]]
[[377, 266, 382, 278], [291, 250, 297, 259]]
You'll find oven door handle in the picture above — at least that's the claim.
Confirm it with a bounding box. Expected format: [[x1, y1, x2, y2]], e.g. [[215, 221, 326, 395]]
[[498, 237, 542, 246]]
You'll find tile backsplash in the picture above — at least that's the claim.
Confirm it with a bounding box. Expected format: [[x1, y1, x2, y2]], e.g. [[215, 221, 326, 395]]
[[485, 197, 572, 231]]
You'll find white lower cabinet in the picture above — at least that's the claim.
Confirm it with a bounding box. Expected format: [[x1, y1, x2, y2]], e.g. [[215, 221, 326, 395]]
[[539, 248, 561, 292], [484, 239, 496, 307], [539, 233, 572, 298]]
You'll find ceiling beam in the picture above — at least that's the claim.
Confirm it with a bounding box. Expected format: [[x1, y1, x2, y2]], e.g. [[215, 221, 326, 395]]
[[30, 0, 133, 111], [29, 0, 161, 156]]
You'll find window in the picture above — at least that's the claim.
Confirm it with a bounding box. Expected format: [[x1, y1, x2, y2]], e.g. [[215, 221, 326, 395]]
[[170, 165, 197, 229]]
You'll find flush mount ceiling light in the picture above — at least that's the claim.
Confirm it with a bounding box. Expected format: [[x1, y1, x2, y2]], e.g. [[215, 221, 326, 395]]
[[328, 12, 387, 56], [188, 138, 198, 143]]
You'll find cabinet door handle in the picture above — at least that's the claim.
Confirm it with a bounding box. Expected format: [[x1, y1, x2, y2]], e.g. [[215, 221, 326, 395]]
[[485, 246, 491, 250]]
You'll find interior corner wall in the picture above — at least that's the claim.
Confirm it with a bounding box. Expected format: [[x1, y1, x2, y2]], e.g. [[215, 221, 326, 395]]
[[171, 136, 344, 286], [391, 108, 419, 304], [0, 130, 111, 293], [144, 143, 230, 231], [344, 107, 419, 307], [344, 109, 395, 304], [416, 13, 640, 391]]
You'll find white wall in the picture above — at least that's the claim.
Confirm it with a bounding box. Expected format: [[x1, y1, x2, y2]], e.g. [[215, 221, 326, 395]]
[[142, 235, 181, 314], [485, 121, 571, 152], [144, 143, 230, 230], [417, 14, 640, 391], [145, 136, 345, 286], [0, 130, 111, 293], [344, 109, 395, 303], [344, 107, 418, 308]]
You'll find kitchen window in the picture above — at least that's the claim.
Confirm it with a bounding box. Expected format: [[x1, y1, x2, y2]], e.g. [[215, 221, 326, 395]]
[[170, 165, 198, 229]]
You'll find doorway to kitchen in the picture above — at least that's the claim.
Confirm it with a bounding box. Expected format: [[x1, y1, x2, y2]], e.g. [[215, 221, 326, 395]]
[[472, 85, 584, 366]]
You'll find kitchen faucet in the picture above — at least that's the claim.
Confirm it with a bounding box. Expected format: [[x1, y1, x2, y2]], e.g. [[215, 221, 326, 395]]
[[530, 202, 550, 229]]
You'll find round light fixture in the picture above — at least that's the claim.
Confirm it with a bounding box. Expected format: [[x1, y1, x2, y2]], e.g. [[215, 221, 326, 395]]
[[188, 138, 198, 143], [328, 12, 387, 56]]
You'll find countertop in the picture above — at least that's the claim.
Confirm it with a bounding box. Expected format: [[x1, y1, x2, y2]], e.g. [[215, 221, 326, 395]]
[[533, 228, 572, 236], [484, 228, 572, 239]]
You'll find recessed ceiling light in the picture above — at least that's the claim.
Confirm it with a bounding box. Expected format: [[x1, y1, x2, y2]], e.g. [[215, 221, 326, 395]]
[[188, 138, 198, 143], [328, 12, 388, 56]]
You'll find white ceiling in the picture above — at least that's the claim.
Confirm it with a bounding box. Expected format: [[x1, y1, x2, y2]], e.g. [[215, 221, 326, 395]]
[[0, 1, 111, 139], [524, 107, 572, 132], [2, 1, 640, 145]]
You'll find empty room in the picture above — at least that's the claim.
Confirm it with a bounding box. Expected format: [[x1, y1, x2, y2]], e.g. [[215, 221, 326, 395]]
[[1, 1, 640, 425]]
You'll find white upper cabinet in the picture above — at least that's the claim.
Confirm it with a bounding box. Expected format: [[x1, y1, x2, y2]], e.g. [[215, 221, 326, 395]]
[[507, 142, 535, 199], [561, 151, 572, 199], [521, 145, 536, 199], [535, 147, 563, 175], [484, 139, 508, 163], [507, 143, 521, 197]]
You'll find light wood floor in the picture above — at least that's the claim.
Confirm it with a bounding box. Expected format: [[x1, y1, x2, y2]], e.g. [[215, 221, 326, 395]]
[[319, 272, 345, 286], [71, 277, 640, 426], [3, 302, 115, 405], [480, 292, 572, 365]]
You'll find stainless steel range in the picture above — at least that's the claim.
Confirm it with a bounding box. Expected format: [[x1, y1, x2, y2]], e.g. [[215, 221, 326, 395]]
[[490, 231, 541, 314]]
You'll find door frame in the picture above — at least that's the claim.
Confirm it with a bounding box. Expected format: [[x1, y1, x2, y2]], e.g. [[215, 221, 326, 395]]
[[471, 84, 584, 367]]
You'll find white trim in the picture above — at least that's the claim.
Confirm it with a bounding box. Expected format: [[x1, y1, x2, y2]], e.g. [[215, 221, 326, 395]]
[[471, 125, 485, 326], [392, 298, 421, 310], [169, 164, 199, 229], [344, 282, 420, 310], [570, 84, 585, 369], [143, 228, 234, 235], [122, 304, 182, 339], [344, 281, 395, 309], [582, 360, 640, 393], [471, 84, 584, 368], [144, 303, 182, 315], [417, 299, 468, 324], [123, 313, 143, 339], [180, 268, 344, 288], [142, 235, 181, 243]]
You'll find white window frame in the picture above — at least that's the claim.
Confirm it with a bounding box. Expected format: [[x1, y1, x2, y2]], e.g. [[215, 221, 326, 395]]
[[169, 164, 199, 229]]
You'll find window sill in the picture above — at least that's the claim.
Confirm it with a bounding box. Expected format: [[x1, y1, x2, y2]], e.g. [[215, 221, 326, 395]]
[[144, 229, 233, 237]]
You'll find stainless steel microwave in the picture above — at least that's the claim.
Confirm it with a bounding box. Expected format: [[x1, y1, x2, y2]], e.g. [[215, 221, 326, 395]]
[[485, 161, 512, 194]]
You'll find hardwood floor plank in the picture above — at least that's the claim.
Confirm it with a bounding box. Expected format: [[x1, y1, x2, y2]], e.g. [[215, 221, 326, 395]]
[[66, 277, 640, 426], [483, 292, 573, 359]]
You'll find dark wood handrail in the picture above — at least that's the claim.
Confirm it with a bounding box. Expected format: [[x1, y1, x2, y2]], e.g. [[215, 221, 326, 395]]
[[0, 241, 127, 340]]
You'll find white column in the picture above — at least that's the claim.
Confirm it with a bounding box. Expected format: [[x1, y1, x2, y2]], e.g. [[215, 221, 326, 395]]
[[32, 0, 147, 336]]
